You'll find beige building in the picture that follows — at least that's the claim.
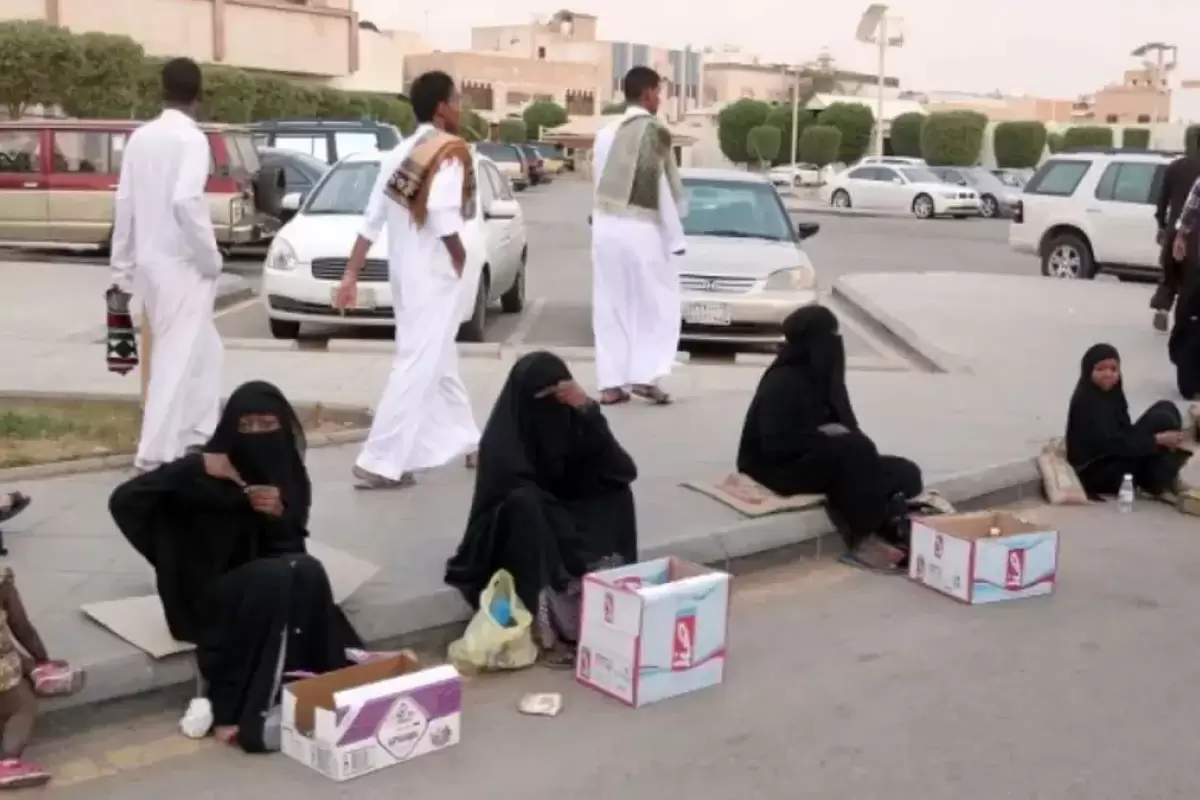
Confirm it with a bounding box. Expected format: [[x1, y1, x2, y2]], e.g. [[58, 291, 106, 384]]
[[914, 91, 1075, 124], [1076, 67, 1171, 125], [333, 22, 429, 94], [702, 50, 900, 107]]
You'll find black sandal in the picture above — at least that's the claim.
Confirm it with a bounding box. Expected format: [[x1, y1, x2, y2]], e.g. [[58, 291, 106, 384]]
[[0, 493, 30, 523]]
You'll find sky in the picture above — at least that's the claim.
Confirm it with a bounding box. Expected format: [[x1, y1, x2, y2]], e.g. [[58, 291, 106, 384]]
[[356, 0, 1200, 99]]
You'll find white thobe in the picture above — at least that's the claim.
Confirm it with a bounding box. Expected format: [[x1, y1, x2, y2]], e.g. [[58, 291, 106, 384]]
[[355, 125, 481, 480], [111, 108, 224, 471], [591, 106, 687, 391]]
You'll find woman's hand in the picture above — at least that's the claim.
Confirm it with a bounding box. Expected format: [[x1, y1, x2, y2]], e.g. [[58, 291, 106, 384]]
[[554, 380, 591, 409], [1155, 430, 1185, 450], [819, 423, 850, 436], [246, 486, 284, 517], [202, 453, 245, 487]]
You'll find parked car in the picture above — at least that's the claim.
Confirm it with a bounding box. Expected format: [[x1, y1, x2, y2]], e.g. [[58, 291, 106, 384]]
[[929, 165, 1021, 219], [263, 150, 527, 342], [248, 119, 403, 165], [258, 146, 329, 200], [992, 168, 1032, 189], [473, 142, 528, 191], [529, 142, 567, 174], [820, 163, 981, 218], [768, 163, 822, 188], [676, 168, 820, 343], [0, 118, 270, 252], [854, 155, 927, 168], [1009, 149, 1172, 279], [517, 143, 549, 184]]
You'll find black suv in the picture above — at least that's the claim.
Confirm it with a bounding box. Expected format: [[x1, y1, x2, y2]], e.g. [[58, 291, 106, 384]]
[[248, 119, 403, 165]]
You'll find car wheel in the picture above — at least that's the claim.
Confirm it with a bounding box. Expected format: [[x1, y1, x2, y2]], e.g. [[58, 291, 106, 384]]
[[500, 250, 526, 314], [980, 194, 999, 219], [458, 268, 489, 342], [831, 189, 851, 208], [912, 194, 934, 219], [269, 318, 300, 339], [1041, 233, 1095, 280]]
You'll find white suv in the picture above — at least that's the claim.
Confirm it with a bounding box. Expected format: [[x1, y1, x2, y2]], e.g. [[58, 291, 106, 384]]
[[1009, 150, 1174, 279]]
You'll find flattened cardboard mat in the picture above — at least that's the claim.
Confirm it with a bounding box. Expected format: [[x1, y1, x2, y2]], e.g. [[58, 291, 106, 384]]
[[80, 542, 379, 659], [681, 473, 825, 518]]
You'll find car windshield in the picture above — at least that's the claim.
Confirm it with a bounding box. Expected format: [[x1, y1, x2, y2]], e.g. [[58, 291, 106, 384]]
[[901, 167, 941, 184], [533, 144, 562, 158], [682, 178, 794, 242], [224, 132, 261, 173], [476, 143, 519, 163], [276, 150, 328, 177], [304, 161, 379, 215]]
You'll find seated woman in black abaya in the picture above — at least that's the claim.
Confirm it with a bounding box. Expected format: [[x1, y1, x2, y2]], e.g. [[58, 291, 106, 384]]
[[737, 306, 923, 573], [445, 351, 638, 668], [1066, 343, 1190, 498], [109, 381, 361, 752]]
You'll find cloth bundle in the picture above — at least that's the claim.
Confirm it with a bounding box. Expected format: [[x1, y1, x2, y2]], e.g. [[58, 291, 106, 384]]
[[105, 286, 139, 375]]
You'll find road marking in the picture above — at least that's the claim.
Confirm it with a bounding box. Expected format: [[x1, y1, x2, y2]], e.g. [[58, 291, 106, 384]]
[[503, 297, 546, 347], [214, 296, 260, 319], [45, 734, 216, 789]]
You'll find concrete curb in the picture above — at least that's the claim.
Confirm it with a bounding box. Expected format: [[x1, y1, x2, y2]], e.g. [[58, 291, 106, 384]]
[[832, 277, 971, 375], [785, 203, 903, 219], [42, 457, 1042, 721]]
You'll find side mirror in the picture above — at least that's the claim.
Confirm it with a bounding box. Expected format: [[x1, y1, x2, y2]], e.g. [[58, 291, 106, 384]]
[[797, 222, 820, 240], [278, 191, 304, 222], [484, 199, 518, 220], [958, 179, 969, 186]]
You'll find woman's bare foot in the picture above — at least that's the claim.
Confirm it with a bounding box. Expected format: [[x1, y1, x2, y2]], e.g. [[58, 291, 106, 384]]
[[214, 726, 239, 745]]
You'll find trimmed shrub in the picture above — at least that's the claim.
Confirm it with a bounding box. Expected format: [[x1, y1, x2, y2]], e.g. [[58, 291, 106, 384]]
[[993, 121, 1048, 169], [1122, 127, 1151, 149], [919, 110, 987, 166], [1061, 125, 1114, 151], [1047, 131, 1065, 154], [747, 124, 782, 165], [764, 103, 812, 166], [497, 118, 526, 145], [889, 112, 925, 158], [717, 98, 771, 164], [201, 66, 261, 123], [796, 125, 842, 167], [0, 20, 80, 117], [522, 99, 567, 140], [60, 32, 145, 119], [816, 102, 875, 164], [600, 102, 626, 115]]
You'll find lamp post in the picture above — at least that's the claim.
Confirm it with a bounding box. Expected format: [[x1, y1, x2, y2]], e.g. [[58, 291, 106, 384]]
[[1132, 42, 1177, 132], [855, 4, 904, 156], [790, 64, 801, 168]]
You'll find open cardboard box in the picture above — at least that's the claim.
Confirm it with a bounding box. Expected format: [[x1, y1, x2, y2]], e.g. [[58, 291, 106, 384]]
[[281, 653, 462, 782], [909, 511, 1059, 605]]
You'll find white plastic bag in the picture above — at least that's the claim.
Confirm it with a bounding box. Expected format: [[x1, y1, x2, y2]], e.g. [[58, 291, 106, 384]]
[[448, 569, 537, 672]]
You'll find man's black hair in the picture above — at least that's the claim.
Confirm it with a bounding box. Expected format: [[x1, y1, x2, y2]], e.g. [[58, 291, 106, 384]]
[[410, 71, 457, 123], [161, 57, 203, 106], [622, 66, 660, 105]]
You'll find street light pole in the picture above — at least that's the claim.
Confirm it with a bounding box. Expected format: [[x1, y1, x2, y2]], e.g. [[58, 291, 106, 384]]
[[791, 64, 800, 168], [875, 15, 887, 156]]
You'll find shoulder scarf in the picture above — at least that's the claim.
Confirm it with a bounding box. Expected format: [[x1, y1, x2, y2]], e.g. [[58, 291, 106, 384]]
[[383, 128, 477, 228], [595, 113, 685, 223]]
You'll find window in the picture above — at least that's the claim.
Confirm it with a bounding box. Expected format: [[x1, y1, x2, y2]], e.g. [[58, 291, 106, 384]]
[[847, 167, 874, 181], [1137, 114, 1151, 124], [1094, 162, 1161, 204], [879, 168, 906, 183], [223, 133, 261, 173], [274, 134, 329, 163], [305, 162, 379, 215], [506, 91, 531, 107], [483, 162, 513, 200], [900, 167, 940, 184], [1024, 160, 1091, 197], [111, 133, 128, 173], [476, 142, 519, 163], [537, 46, 546, 59], [50, 131, 112, 174], [681, 178, 794, 242], [1105, 114, 1119, 124], [0, 131, 40, 173], [333, 132, 379, 160]]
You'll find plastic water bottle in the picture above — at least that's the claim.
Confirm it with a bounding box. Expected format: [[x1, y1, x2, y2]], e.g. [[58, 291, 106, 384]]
[[1118, 474, 1135, 514]]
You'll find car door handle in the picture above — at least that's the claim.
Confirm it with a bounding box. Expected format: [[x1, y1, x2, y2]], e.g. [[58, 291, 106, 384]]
[[22, 182, 38, 189]]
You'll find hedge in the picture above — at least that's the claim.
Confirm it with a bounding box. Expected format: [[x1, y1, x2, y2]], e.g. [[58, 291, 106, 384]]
[[993, 121, 1047, 169], [522, 99, 567, 140], [764, 103, 812, 166], [1061, 126, 1113, 151], [747, 125, 782, 165], [717, 98, 771, 164], [796, 125, 841, 167], [1122, 127, 1151, 149], [0, 20, 414, 133], [889, 112, 925, 158], [1047, 131, 1065, 154], [816, 102, 875, 164], [497, 119, 526, 145], [919, 110, 987, 166]]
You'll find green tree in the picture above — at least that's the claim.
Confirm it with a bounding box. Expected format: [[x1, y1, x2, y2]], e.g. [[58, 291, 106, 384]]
[[251, 75, 305, 120], [522, 99, 567, 140], [919, 110, 987, 166], [460, 106, 489, 142], [200, 66, 259, 123], [815, 102, 875, 164], [1047, 131, 1065, 154], [992, 121, 1047, 169], [796, 125, 842, 167], [889, 112, 925, 158], [1122, 127, 1151, 149], [764, 104, 812, 166], [746, 125, 782, 167], [601, 102, 626, 114], [716, 98, 770, 164], [0, 21, 80, 117], [60, 32, 144, 118], [498, 118, 526, 144], [1061, 125, 1113, 151]]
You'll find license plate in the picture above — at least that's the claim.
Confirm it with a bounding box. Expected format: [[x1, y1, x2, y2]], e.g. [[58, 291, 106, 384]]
[[331, 286, 376, 310], [682, 302, 732, 326]]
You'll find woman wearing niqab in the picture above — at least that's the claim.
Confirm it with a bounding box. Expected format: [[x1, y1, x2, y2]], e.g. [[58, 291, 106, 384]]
[[444, 352, 638, 666], [737, 307, 923, 571], [109, 381, 360, 752], [1066, 343, 1189, 497]]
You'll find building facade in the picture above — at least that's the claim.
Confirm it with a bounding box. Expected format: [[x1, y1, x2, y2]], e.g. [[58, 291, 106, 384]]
[[701, 50, 900, 108], [1075, 67, 1171, 125], [914, 91, 1075, 124]]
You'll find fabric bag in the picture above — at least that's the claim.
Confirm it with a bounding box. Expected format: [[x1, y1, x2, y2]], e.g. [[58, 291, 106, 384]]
[[448, 569, 537, 673], [1037, 439, 1088, 505]]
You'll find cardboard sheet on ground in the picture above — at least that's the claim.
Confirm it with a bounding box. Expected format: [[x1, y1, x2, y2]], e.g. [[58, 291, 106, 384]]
[[80, 542, 379, 659], [681, 473, 825, 518]]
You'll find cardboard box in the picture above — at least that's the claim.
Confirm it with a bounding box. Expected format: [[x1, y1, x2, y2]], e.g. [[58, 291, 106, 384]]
[[281, 654, 461, 781], [576, 557, 730, 707], [909, 511, 1059, 604]]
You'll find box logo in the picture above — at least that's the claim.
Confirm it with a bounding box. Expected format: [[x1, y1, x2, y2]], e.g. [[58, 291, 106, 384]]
[[933, 534, 944, 559], [614, 576, 643, 589], [1004, 548, 1026, 590], [672, 614, 696, 671], [578, 647, 591, 679], [376, 697, 429, 761], [603, 592, 615, 624]]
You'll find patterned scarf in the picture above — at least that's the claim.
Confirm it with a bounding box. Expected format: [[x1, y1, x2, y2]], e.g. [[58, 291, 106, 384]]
[[106, 286, 138, 375], [384, 128, 477, 228], [594, 112, 686, 223]]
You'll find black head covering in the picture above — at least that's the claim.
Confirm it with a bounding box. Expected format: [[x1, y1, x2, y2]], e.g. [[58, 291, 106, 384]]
[[771, 306, 856, 428], [1065, 343, 1130, 468], [205, 380, 311, 526]]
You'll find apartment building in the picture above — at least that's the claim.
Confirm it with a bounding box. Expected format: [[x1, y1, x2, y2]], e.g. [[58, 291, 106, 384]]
[[914, 90, 1075, 124], [701, 50, 900, 107]]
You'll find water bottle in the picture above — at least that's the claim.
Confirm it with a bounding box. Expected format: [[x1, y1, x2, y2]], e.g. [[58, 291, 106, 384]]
[[1118, 474, 1135, 513]]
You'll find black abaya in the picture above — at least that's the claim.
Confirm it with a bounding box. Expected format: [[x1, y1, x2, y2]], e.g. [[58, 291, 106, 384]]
[[1169, 257, 1200, 399], [109, 381, 359, 752], [1066, 344, 1189, 496], [737, 307, 923, 549], [444, 352, 638, 617]]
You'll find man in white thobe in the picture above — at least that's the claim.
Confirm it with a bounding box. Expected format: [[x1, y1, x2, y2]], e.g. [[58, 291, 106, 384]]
[[591, 66, 688, 406], [110, 57, 224, 472], [335, 71, 480, 489]]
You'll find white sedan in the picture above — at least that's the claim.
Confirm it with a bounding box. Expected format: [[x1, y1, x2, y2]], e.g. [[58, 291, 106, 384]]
[[819, 163, 981, 219], [261, 150, 528, 341], [768, 163, 821, 188]]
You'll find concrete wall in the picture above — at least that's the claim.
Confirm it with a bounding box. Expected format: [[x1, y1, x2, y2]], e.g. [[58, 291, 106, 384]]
[[403, 51, 599, 117]]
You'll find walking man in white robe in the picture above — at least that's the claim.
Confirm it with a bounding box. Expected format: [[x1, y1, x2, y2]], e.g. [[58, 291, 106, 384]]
[[334, 71, 480, 489], [109, 57, 224, 472], [591, 66, 688, 406]]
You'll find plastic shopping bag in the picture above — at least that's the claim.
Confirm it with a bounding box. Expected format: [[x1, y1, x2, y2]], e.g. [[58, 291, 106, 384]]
[[448, 569, 537, 673]]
